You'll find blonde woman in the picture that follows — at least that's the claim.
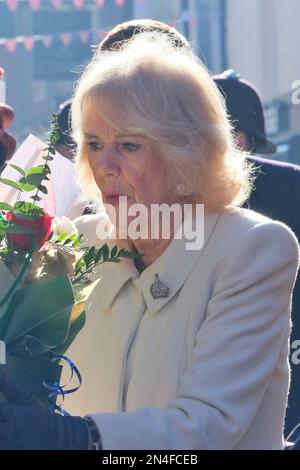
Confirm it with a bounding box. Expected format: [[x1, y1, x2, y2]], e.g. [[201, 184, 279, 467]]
[[0, 30, 298, 450]]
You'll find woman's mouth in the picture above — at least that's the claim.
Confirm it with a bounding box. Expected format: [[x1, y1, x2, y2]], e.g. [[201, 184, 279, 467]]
[[102, 193, 132, 207], [105, 195, 121, 206]]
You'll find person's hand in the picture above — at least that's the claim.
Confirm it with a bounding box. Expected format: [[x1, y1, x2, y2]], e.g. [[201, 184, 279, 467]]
[[0, 371, 90, 450]]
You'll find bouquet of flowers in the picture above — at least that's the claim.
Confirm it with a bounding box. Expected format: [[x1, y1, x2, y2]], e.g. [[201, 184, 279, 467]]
[[0, 115, 138, 406]]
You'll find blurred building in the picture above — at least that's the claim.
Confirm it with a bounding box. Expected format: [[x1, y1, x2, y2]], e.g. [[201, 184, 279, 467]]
[[225, 0, 300, 163], [2, 0, 299, 164], [134, 0, 226, 72], [0, 0, 133, 141]]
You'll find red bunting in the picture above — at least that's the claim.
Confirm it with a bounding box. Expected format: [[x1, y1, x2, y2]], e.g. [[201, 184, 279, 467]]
[[3, 0, 128, 12], [24, 36, 35, 51], [72, 0, 85, 8], [60, 33, 72, 47], [42, 35, 53, 48], [6, 0, 18, 11], [51, 0, 62, 9], [2, 0, 129, 13], [6, 39, 16, 54], [0, 27, 139, 54], [29, 0, 40, 11]]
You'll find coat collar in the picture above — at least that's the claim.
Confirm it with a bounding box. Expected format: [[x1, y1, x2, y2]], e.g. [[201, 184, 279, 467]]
[[94, 209, 223, 315]]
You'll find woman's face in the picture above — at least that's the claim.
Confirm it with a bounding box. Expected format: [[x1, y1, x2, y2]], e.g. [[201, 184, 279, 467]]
[[83, 105, 181, 229]]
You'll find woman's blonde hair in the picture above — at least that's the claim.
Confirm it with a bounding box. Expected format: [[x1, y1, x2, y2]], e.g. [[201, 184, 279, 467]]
[[71, 31, 254, 211]]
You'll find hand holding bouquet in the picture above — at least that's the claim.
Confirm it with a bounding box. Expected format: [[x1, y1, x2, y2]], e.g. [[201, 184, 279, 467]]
[[0, 115, 139, 405]]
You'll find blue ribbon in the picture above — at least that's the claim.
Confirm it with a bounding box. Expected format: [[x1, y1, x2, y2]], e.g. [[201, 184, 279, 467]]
[[43, 353, 82, 416]]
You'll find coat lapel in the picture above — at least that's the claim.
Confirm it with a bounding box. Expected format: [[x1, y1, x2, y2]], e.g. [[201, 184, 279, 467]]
[[139, 210, 223, 314], [93, 209, 223, 315]]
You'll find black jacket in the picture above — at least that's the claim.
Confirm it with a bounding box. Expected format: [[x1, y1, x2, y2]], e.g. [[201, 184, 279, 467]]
[[244, 155, 300, 437]]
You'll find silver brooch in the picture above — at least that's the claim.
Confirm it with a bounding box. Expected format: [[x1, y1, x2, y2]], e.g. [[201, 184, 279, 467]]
[[150, 273, 170, 299]]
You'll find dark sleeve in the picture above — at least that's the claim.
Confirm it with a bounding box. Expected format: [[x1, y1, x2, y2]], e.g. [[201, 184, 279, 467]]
[[291, 166, 300, 242], [246, 157, 299, 233]]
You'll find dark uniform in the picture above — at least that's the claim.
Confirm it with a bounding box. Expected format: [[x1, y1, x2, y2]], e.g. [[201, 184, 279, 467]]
[[213, 70, 300, 439]]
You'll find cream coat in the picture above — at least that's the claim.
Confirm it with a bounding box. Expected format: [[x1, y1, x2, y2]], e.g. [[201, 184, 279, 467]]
[[63, 206, 299, 450]]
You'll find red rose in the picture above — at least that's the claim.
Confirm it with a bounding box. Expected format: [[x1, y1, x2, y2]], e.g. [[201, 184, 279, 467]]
[[6, 211, 53, 251]]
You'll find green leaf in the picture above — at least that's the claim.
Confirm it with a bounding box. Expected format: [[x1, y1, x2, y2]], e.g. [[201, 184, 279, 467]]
[[9, 164, 26, 177], [0, 202, 13, 211], [0, 178, 23, 191], [117, 248, 125, 257], [128, 251, 143, 259], [93, 247, 103, 264], [111, 245, 118, 259], [13, 201, 43, 216], [117, 249, 141, 260], [31, 195, 42, 202], [75, 257, 85, 272], [25, 174, 44, 186], [102, 243, 109, 261], [83, 246, 95, 266], [38, 185, 48, 194], [42, 156, 54, 161], [63, 238, 72, 246], [26, 165, 45, 176], [55, 232, 68, 243], [0, 217, 7, 228], [22, 183, 38, 192]]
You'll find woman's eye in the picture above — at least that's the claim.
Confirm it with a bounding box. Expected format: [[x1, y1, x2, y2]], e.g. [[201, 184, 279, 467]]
[[87, 141, 102, 152], [121, 142, 141, 152]]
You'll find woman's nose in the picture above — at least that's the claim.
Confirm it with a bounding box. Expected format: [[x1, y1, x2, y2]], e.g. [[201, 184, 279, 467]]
[[97, 145, 121, 178]]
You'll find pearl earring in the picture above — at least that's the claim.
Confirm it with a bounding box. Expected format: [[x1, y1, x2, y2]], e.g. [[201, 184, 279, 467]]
[[176, 183, 185, 193]]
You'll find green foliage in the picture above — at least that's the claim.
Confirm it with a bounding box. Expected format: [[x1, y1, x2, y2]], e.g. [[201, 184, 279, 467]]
[[0, 113, 141, 292], [52, 231, 83, 249], [73, 243, 142, 284], [8, 164, 26, 177], [0, 178, 23, 191], [0, 114, 59, 244], [0, 202, 13, 211], [13, 202, 44, 217]]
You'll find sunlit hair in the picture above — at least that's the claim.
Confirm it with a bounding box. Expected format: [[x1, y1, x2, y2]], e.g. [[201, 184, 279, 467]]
[[71, 31, 254, 211], [99, 19, 191, 51]]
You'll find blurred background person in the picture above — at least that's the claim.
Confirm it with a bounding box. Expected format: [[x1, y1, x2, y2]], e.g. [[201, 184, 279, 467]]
[[0, 142, 7, 174], [0, 101, 17, 166], [213, 70, 300, 437], [55, 98, 76, 161], [55, 98, 97, 219], [213, 70, 300, 228]]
